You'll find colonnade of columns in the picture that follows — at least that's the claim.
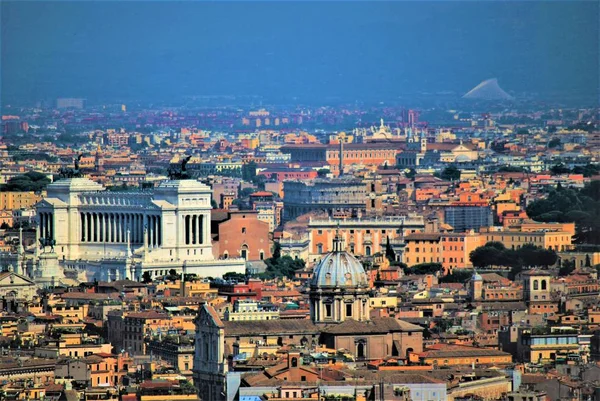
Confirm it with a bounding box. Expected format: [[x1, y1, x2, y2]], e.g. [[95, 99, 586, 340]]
[[80, 212, 161, 247], [183, 214, 205, 245], [39, 212, 54, 240]]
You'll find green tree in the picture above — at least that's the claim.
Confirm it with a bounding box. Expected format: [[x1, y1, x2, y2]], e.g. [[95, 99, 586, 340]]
[[242, 161, 257, 181], [550, 163, 571, 175], [179, 380, 197, 395], [261, 255, 305, 279], [385, 236, 396, 262], [559, 259, 576, 276], [470, 245, 502, 268], [498, 166, 527, 173], [2, 171, 51, 192], [272, 242, 281, 260], [404, 263, 442, 275], [526, 181, 600, 244], [439, 270, 472, 283], [572, 164, 600, 177], [548, 138, 561, 148], [440, 165, 461, 181], [211, 199, 218, 209], [142, 271, 152, 283], [252, 174, 266, 190], [223, 272, 246, 282], [317, 168, 330, 178], [405, 168, 417, 181], [585, 254, 591, 267]]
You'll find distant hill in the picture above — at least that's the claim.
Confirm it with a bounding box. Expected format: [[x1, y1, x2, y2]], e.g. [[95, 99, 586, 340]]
[[463, 78, 513, 100]]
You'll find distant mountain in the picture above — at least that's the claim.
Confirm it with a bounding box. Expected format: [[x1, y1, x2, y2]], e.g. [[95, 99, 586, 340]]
[[463, 78, 513, 100]]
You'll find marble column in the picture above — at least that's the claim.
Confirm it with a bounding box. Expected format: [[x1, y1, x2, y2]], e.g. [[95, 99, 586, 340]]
[[81, 213, 86, 242]]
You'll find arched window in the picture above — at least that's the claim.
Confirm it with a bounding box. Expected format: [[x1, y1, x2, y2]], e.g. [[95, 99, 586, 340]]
[[317, 243, 323, 254], [356, 343, 365, 359], [365, 246, 372, 256], [259, 251, 265, 260], [291, 357, 298, 367], [541, 280, 547, 290], [533, 280, 539, 290]]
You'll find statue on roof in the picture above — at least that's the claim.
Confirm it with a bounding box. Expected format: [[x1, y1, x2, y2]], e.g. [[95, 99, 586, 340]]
[[57, 153, 84, 179], [168, 155, 193, 180]]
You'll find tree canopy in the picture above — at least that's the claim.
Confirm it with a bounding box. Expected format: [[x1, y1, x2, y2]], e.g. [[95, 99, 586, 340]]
[[404, 262, 443, 275], [438, 270, 472, 283], [548, 138, 561, 149], [526, 181, 600, 244], [440, 166, 461, 181], [12, 152, 58, 163], [385, 236, 396, 262], [260, 242, 305, 279], [2, 171, 51, 192], [469, 242, 558, 279], [242, 161, 257, 181], [470, 242, 557, 269]]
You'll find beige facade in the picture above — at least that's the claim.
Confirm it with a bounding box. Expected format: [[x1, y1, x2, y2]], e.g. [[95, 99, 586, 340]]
[[0, 191, 43, 211], [223, 300, 279, 321]]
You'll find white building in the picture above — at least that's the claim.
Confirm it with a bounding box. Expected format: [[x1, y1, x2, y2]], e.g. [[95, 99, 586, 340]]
[[35, 178, 245, 282]]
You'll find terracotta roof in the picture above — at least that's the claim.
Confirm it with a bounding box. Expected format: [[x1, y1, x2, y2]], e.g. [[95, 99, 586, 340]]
[[224, 319, 319, 337], [419, 344, 511, 359], [250, 191, 274, 197], [322, 317, 423, 335], [404, 233, 442, 241], [60, 292, 120, 301], [203, 304, 224, 328], [125, 311, 169, 320]]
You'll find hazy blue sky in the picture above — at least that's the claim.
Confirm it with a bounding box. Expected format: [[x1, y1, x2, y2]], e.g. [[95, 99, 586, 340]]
[[1, 1, 598, 104]]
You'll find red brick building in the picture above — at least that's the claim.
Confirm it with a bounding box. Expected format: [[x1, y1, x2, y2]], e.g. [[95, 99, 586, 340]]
[[280, 143, 398, 176], [257, 168, 318, 181], [212, 210, 271, 261]]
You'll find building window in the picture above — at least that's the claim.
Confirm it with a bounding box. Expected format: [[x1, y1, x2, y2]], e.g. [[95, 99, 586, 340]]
[[325, 304, 332, 318], [346, 304, 352, 317], [242, 227, 246, 234], [259, 251, 264, 260]]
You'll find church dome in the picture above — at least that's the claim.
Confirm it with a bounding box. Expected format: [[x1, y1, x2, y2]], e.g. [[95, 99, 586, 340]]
[[472, 272, 483, 281], [310, 234, 368, 288]]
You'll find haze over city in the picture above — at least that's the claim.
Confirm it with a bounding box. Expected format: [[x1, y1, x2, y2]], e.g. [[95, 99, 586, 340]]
[[2, 1, 599, 105]]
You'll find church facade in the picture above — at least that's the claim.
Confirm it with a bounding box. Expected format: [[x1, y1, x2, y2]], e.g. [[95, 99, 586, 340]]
[[193, 230, 424, 401]]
